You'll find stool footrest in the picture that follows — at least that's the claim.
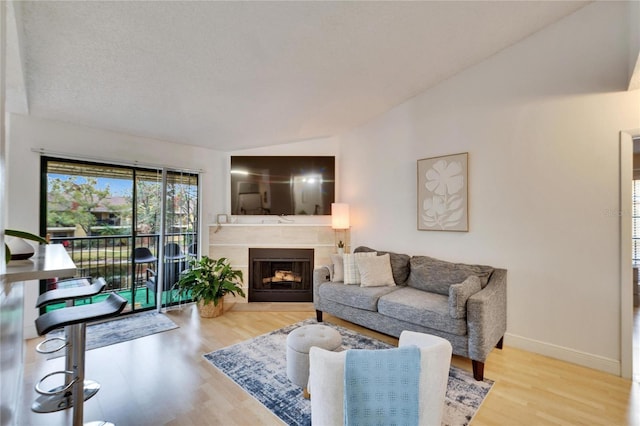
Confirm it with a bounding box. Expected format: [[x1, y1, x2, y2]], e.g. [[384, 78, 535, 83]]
[[35, 370, 78, 396], [35, 336, 69, 354], [31, 380, 100, 413]]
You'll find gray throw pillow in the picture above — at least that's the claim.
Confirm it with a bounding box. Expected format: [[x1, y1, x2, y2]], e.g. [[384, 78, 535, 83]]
[[406, 256, 494, 295], [354, 246, 411, 285], [449, 276, 482, 319]]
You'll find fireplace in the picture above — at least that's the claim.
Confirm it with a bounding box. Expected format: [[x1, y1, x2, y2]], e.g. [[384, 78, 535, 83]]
[[249, 248, 314, 302]]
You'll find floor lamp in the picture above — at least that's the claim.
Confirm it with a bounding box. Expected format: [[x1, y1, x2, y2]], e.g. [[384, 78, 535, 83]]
[[331, 203, 350, 253]]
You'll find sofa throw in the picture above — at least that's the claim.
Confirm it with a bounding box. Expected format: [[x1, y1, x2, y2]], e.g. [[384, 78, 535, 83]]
[[344, 346, 420, 426], [354, 246, 411, 285], [407, 256, 494, 295]]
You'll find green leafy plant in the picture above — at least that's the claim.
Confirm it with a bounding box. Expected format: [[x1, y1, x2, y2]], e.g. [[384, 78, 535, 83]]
[[4, 229, 48, 264], [337, 240, 345, 249], [177, 256, 245, 306]]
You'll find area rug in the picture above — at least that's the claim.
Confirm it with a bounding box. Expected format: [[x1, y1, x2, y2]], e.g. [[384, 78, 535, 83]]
[[204, 319, 493, 426], [47, 311, 178, 358]]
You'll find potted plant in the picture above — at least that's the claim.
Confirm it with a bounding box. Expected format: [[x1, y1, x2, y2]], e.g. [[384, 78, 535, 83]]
[[337, 240, 345, 255], [176, 256, 245, 318]]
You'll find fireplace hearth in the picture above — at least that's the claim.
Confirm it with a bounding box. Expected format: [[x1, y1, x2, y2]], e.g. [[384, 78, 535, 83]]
[[249, 248, 314, 302]]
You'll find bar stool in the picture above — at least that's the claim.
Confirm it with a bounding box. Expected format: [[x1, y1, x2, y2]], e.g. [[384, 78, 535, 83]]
[[32, 277, 107, 414], [33, 287, 127, 426]]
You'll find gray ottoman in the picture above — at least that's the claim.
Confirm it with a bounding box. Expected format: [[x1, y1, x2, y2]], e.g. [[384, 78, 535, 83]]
[[286, 324, 342, 397]]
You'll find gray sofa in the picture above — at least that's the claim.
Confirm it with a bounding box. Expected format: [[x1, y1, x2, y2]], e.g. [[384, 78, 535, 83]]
[[313, 246, 507, 380]]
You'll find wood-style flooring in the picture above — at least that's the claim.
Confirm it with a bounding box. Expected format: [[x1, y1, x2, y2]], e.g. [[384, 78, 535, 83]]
[[17, 303, 640, 425]]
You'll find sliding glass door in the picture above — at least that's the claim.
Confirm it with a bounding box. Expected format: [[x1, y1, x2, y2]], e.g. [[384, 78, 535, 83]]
[[40, 157, 199, 315]]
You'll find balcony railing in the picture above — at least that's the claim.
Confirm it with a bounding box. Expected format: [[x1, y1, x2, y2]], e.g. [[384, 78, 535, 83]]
[[47, 233, 196, 312]]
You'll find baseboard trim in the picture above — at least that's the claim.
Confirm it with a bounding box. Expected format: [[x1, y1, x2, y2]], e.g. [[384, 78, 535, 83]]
[[505, 332, 620, 376]]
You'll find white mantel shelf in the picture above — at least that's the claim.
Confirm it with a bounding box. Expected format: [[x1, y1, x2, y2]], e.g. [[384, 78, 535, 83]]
[[3, 244, 77, 283]]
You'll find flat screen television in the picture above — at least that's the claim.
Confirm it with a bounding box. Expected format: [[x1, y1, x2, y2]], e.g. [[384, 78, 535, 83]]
[[230, 156, 335, 216]]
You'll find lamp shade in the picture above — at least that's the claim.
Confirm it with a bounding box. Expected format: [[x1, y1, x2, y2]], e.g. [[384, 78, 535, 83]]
[[331, 203, 350, 229]]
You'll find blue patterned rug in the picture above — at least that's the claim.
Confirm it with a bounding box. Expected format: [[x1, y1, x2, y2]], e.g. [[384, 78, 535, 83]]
[[47, 311, 178, 358], [204, 319, 493, 426]]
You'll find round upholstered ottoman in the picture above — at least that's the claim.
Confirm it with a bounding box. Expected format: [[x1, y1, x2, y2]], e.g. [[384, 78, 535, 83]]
[[286, 324, 342, 397]]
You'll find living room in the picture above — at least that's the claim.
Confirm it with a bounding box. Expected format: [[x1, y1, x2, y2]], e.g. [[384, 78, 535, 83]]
[[2, 1, 640, 425]]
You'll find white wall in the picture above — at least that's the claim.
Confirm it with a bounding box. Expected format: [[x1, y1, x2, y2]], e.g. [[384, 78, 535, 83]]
[[339, 1, 640, 374], [6, 114, 226, 338]]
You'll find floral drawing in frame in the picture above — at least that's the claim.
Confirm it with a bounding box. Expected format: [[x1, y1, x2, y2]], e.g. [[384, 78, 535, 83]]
[[417, 153, 468, 231]]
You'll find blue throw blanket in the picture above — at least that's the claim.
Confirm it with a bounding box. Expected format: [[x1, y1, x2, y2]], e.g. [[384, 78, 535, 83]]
[[344, 346, 421, 426]]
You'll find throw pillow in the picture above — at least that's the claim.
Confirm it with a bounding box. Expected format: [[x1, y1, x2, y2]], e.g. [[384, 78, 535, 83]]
[[406, 256, 494, 295], [449, 275, 482, 319], [357, 254, 396, 287], [343, 252, 377, 285], [354, 246, 411, 285], [331, 254, 344, 282]]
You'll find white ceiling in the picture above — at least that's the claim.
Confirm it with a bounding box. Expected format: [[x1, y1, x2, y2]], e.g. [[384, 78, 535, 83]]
[[9, 1, 589, 151]]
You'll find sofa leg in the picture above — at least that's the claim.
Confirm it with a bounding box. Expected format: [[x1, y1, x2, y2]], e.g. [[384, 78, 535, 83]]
[[472, 360, 484, 381], [316, 310, 323, 322], [496, 336, 504, 350]]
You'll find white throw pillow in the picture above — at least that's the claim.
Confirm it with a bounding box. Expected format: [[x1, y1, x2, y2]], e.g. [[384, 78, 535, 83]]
[[331, 254, 344, 282], [357, 254, 396, 287], [343, 252, 377, 285]]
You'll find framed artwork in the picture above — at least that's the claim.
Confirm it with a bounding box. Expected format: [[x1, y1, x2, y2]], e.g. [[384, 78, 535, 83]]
[[417, 153, 468, 232]]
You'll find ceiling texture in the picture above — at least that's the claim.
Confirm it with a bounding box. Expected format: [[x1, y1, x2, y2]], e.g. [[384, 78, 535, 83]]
[[7, 1, 589, 151]]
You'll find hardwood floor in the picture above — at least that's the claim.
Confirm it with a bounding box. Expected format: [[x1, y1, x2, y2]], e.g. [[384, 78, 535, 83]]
[[18, 302, 640, 425]]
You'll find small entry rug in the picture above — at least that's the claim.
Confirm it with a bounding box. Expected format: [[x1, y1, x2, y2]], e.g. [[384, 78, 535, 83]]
[[204, 319, 493, 426], [47, 311, 178, 358]]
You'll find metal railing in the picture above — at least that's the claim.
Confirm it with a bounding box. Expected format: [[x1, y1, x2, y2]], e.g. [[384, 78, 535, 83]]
[[49, 232, 196, 301]]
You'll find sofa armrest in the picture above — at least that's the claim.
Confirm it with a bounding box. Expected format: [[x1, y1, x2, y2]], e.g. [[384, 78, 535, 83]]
[[466, 268, 507, 362], [313, 266, 332, 308]]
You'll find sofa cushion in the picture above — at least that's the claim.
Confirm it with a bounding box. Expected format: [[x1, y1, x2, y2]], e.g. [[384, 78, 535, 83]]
[[448, 276, 482, 319], [318, 281, 398, 312], [330, 254, 344, 282], [378, 287, 467, 336], [354, 246, 411, 285], [357, 254, 395, 288], [406, 256, 494, 295], [343, 252, 377, 285]]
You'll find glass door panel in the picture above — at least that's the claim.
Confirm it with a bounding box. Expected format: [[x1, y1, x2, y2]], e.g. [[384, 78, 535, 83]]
[[41, 158, 200, 315]]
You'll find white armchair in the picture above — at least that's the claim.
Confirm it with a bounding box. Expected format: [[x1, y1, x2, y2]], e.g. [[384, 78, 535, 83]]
[[308, 331, 452, 426]]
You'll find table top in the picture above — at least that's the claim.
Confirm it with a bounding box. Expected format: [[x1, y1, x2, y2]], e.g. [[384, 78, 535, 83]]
[[2, 244, 77, 283]]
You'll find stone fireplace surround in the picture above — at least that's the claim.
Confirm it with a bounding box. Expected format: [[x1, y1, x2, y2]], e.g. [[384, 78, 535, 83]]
[[209, 224, 339, 303]]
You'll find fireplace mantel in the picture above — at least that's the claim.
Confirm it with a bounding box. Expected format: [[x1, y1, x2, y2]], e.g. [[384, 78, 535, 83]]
[[209, 224, 343, 303]]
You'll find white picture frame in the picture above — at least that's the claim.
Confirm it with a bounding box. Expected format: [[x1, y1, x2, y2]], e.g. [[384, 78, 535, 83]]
[[417, 153, 468, 232]]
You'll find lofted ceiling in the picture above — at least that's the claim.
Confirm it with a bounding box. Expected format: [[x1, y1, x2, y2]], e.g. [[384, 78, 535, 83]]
[[7, 1, 589, 151]]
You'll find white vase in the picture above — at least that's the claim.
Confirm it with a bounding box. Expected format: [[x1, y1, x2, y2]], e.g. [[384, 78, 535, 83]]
[[337, 247, 344, 255]]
